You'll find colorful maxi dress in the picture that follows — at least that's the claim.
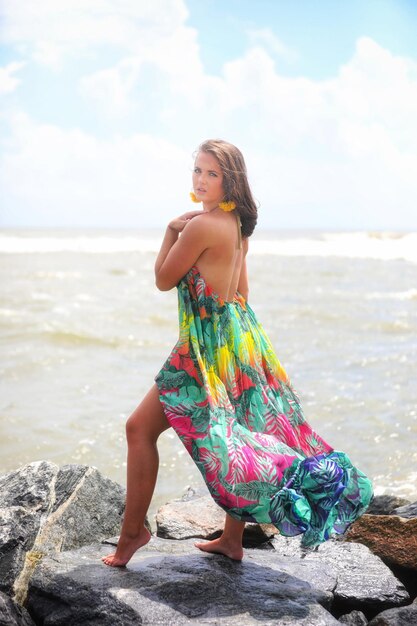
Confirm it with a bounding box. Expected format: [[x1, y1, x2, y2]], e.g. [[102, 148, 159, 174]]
[[155, 264, 373, 548]]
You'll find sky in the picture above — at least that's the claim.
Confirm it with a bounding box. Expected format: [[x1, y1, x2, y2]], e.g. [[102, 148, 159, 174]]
[[1, 0, 417, 231]]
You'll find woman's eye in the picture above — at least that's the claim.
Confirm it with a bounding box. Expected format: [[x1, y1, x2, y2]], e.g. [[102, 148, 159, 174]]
[[194, 168, 200, 173], [209, 172, 217, 177]]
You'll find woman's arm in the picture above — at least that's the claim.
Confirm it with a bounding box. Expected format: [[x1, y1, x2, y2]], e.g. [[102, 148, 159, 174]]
[[155, 211, 213, 291], [154, 227, 179, 280]]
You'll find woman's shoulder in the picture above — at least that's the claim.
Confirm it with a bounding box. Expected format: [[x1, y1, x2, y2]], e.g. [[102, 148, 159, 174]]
[[183, 210, 249, 254], [184, 210, 230, 238]]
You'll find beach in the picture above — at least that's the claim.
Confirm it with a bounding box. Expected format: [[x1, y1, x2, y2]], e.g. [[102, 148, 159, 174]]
[[1, 227, 416, 521]]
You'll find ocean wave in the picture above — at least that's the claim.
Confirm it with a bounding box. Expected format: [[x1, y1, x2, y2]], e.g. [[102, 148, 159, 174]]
[[0, 230, 416, 263], [250, 231, 417, 263], [366, 288, 417, 300], [377, 320, 415, 333], [10, 324, 131, 347], [0, 234, 161, 254], [373, 471, 417, 501], [6, 325, 169, 347], [41, 329, 122, 347]]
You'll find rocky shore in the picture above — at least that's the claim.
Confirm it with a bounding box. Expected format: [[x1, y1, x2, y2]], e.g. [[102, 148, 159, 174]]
[[1, 461, 416, 625]]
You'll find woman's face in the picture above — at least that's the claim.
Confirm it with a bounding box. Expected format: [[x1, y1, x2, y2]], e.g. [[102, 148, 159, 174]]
[[192, 151, 224, 207]]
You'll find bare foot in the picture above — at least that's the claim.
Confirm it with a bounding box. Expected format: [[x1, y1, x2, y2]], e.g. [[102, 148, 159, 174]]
[[194, 537, 244, 561], [101, 527, 152, 567]]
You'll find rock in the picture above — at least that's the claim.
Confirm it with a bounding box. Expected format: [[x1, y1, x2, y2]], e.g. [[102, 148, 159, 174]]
[[156, 492, 225, 539], [33, 463, 127, 553], [0, 590, 35, 626], [156, 487, 278, 547], [345, 514, 417, 571], [243, 522, 278, 548], [26, 537, 342, 625], [390, 565, 417, 603], [392, 501, 417, 519], [368, 596, 417, 625], [0, 461, 131, 602], [0, 461, 58, 512], [0, 507, 40, 594], [272, 534, 409, 617], [338, 609, 368, 625], [366, 496, 411, 516]]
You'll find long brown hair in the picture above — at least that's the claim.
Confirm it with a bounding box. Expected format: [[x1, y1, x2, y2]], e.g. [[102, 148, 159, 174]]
[[196, 139, 258, 238]]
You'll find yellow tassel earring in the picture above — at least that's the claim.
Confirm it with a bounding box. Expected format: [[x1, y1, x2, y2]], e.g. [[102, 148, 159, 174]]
[[218, 201, 236, 212], [190, 191, 201, 203]]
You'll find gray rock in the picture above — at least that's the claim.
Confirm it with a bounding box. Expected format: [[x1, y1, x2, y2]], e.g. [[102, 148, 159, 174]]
[[368, 596, 417, 625], [366, 496, 411, 516], [272, 534, 409, 615], [0, 507, 40, 593], [40, 463, 126, 553], [0, 461, 57, 512], [0, 590, 35, 626], [27, 537, 341, 625], [0, 461, 129, 603], [156, 493, 225, 539], [392, 501, 417, 519], [156, 487, 278, 547], [338, 610, 368, 625]]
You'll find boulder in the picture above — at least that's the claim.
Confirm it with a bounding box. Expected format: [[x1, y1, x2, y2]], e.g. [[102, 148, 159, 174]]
[[368, 596, 417, 625], [345, 514, 417, 571], [156, 487, 278, 547], [392, 501, 417, 519], [1, 464, 414, 625], [27, 537, 342, 625], [0, 461, 58, 512], [271, 534, 409, 618], [366, 495, 411, 516], [0, 461, 130, 602], [0, 590, 35, 626], [0, 507, 40, 594], [338, 610, 368, 625], [156, 492, 225, 539]]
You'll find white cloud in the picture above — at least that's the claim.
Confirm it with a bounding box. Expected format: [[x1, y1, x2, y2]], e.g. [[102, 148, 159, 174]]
[[328, 37, 417, 147], [79, 57, 142, 118], [247, 28, 298, 64], [0, 0, 190, 66], [203, 37, 417, 228], [0, 61, 26, 93], [0, 111, 191, 227], [32, 41, 64, 71], [1, 1, 417, 229], [79, 21, 206, 116]]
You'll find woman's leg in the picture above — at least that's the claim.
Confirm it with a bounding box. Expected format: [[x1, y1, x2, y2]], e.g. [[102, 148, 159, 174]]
[[194, 513, 245, 561], [102, 384, 171, 567]]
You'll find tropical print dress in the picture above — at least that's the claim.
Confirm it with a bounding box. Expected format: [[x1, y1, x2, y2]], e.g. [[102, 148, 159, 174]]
[[155, 262, 373, 548]]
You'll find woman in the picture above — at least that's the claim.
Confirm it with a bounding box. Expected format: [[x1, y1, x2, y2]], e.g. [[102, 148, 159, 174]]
[[102, 139, 373, 567]]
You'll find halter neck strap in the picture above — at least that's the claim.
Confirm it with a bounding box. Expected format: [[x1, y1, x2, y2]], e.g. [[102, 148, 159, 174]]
[[236, 212, 242, 249]]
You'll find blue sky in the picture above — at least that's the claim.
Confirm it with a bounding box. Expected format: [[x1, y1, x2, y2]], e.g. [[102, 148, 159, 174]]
[[1, 0, 416, 230]]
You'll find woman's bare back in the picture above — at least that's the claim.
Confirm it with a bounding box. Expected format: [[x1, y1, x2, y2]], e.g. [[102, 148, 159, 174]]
[[193, 210, 246, 301]]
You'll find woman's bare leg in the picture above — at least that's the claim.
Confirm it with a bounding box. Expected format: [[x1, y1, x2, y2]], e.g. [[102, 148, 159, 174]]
[[194, 513, 245, 561], [102, 384, 171, 567]]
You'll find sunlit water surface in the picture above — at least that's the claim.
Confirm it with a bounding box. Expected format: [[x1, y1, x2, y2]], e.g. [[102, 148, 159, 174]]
[[1, 228, 416, 523]]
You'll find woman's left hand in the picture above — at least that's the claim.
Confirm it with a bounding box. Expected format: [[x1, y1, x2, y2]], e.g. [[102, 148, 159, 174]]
[[168, 210, 203, 233]]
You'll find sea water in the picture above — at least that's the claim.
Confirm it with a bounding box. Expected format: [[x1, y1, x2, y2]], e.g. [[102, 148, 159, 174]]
[[1, 228, 416, 522]]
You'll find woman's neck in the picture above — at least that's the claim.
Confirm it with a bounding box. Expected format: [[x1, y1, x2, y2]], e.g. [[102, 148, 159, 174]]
[[202, 201, 220, 212]]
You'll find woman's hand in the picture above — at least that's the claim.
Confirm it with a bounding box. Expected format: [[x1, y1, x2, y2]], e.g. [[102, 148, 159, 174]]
[[168, 210, 203, 233]]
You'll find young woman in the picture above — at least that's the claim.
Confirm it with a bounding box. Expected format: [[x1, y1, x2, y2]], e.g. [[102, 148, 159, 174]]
[[102, 139, 373, 567]]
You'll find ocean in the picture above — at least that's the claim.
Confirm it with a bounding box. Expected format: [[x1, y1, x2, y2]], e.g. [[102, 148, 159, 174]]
[[1, 228, 416, 523]]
